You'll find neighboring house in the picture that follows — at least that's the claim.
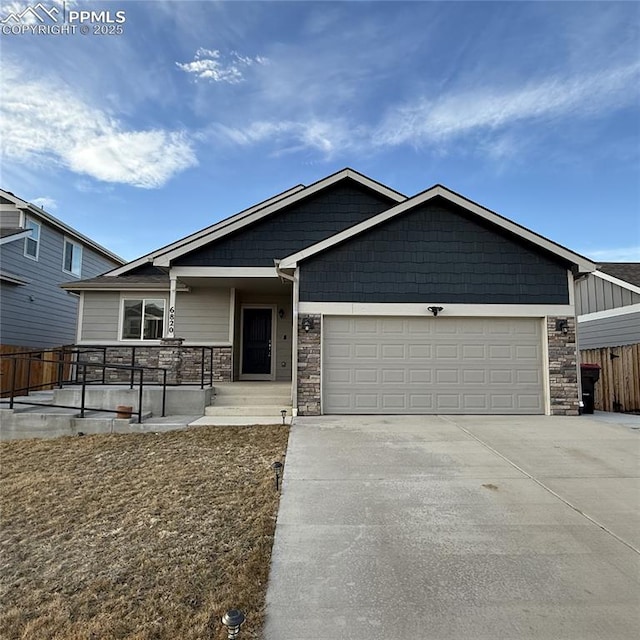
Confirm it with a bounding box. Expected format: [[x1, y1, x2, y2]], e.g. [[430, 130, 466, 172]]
[[62, 168, 596, 416], [0, 190, 125, 348], [575, 263, 640, 349]]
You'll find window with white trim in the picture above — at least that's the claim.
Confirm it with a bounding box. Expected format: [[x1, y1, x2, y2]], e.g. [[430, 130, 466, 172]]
[[121, 298, 165, 340], [63, 238, 83, 276], [24, 218, 40, 259]]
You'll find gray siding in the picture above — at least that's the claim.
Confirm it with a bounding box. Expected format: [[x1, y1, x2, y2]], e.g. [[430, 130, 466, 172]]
[[578, 311, 640, 348], [0, 207, 21, 228], [175, 288, 230, 343], [80, 292, 120, 341], [175, 180, 396, 267], [0, 215, 119, 347], [300, 199, 570, 304], [575, 274, 640, 315]]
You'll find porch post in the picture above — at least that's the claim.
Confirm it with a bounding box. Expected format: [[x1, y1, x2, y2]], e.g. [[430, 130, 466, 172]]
[[167, 273, 177, 338]]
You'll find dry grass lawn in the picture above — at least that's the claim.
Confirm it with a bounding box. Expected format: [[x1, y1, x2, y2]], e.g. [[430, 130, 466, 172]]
[[0, 424, 289, 639]]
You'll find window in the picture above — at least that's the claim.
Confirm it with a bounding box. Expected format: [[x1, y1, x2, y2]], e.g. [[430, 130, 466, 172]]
[[121, 299, 165, 340], [63, 238, 83, 276], [24, 218, 40, 259]]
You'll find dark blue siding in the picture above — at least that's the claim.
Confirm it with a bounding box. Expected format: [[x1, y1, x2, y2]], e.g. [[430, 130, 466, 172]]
[[299, 199, 570, 304], [175, 180, 396, 266]]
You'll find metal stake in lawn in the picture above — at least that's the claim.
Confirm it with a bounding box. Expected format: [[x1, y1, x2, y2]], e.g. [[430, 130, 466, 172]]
[[221, 609, 245, 639], [271, 461, 283, 491]]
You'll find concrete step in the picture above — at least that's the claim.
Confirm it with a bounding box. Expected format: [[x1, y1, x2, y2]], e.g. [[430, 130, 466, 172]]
[[213, 383, 291, 397], [212, 394, 291, 407], [191, 415, 293, 427], [205, 405, 292, 417]]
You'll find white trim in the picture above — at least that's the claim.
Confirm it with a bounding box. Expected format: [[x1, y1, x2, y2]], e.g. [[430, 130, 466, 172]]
[[239, 305, 277, 381], [153, 169, 406, 268], [279, 185, 597, 272], [119, 294, 168, 341], [578, 303, 640, 322], [298, 302, 575, 317], [0, 229, 30, 245], [60, 283, 188, 292], [567, 270, 575, 308], [62, 237, 83, 277], [23, 216, 40, 261], [170, 266, 278, 278], [541, 317, 551, 416], [0, 189, 124, 265], [291, 268, 300, 414], [167, 276, 177, 338], [74, 340, 233, 347], [228, 288, 236, 344], [77, 291, 85, 343], [592, 270, 640, 295], [0, 270, 30, 285], [106, 184, 307, 277]]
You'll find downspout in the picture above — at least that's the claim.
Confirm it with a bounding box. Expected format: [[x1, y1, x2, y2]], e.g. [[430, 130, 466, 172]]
[[274, 260, 298, 414]]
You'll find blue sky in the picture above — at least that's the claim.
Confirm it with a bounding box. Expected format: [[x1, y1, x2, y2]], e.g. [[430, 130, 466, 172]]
[[1, 0, 638, 263]]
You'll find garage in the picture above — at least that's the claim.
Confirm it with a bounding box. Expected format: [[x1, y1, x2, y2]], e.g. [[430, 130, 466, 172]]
[[322, 316, 544, 414]]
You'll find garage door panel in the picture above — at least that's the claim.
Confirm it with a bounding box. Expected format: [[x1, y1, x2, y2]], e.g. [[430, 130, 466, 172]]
[[323, 316, 544, 415]]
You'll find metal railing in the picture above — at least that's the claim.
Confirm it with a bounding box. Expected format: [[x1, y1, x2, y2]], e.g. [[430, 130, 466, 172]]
[[2, 353, 168, 422], [69, 345, 215, 389]]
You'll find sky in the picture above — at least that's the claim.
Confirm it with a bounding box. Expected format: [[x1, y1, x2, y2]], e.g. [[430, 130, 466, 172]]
[[0, 0, 638, 264]]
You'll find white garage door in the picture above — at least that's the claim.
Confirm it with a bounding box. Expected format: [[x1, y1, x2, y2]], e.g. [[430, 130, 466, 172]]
[[323, 316, 544, 414]]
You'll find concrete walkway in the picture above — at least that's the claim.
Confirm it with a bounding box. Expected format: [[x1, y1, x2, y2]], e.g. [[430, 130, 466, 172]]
[[265, 413, 640, 639]]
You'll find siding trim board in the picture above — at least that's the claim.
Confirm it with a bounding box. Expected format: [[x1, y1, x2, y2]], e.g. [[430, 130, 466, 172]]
[[299, 303, 575, 317], [578, 302, 640, 322], [593, 270, 640, 295]]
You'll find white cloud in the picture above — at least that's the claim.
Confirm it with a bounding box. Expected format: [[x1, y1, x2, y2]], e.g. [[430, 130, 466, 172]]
[[212, 119, 355, 158], [0, 63, 197, 188], [30, 196, 57, 211], [176, 48, 267, 84], [374, 62, 640, 148], [583, 247, 640, 262], [213, 60, 640, 161], [67, 131, 196, 189]]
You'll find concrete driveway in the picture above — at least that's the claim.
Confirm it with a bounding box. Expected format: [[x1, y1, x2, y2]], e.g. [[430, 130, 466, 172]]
[[264, 414, 640, 639]]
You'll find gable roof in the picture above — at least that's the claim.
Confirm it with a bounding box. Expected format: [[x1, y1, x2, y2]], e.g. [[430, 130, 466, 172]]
[[110, 168, 407, 275], [279, 184, 597, 273], [0, 189, 125, 264], [598, 262, 640, 288], [591, 264, 640, 296]]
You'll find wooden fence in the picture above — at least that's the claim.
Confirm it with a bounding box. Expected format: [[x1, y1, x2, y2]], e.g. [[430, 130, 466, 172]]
[[0, 345, 74, 398], [580, 344, 640, 413]]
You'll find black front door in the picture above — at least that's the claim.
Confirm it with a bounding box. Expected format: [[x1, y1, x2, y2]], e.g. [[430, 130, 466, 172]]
[[242, 308, 272, 375]]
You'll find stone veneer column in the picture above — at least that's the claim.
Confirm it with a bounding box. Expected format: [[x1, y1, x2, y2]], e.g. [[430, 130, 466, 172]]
[[211, 347, 232, 382], [297, 314, 321, 415], [547, 316, 579, 416], [158, 337, 184, 385]]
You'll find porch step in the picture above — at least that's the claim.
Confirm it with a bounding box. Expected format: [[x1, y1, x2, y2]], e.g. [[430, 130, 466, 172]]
[[212, 394, 291, 407], [205, 405, 292, 417]]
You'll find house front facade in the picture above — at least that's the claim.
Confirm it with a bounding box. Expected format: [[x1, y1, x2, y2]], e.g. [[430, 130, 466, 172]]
[[0, 189, 125, 348], [63, 169, 596, 416]]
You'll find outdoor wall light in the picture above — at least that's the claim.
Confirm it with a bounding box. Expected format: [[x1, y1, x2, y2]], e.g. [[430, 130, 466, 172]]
[[302, 316, 314, 332], [278, 308, 285, 319], [428, 306, 444, 317], [556, 319, 569, 334], [281, 409, 287, 425], [271, 461, 283, 491], [221, 609, 245, 639]]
